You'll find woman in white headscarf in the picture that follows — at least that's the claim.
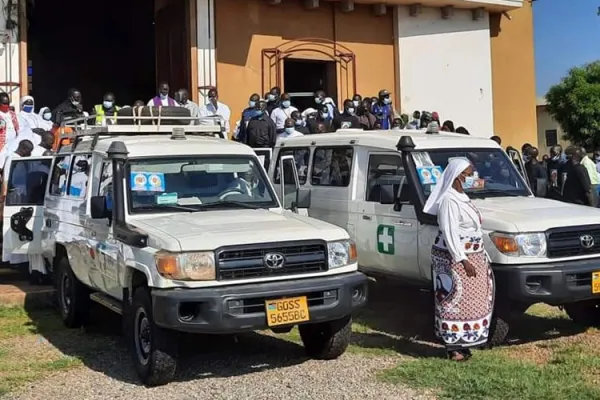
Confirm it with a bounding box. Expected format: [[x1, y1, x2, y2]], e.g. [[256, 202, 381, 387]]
[[18, 96, 52, 132], [423, 158, 494, 361]]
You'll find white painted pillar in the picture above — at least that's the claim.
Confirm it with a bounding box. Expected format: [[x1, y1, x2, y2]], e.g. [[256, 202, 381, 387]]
[[196, 0, 216, 106], [0, 8, 21, 106]]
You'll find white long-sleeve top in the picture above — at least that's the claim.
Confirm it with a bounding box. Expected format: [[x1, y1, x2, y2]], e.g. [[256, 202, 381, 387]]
[[434, 189, 484, 263], [270, 106, 298, 130]]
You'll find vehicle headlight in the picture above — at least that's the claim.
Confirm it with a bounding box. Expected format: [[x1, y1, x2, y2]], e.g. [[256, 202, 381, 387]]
[[489, 232, 547, 257], [327, 240, 357, 268], [155, 250, 216, 280]]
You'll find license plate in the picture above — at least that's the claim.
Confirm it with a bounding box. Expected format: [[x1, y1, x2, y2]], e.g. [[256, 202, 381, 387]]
[[265, 296, 310, 327], [593, 272, 600, 294]]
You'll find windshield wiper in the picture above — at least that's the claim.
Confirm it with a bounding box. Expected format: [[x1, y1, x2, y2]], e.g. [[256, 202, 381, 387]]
[[195, 200, 268, 210]]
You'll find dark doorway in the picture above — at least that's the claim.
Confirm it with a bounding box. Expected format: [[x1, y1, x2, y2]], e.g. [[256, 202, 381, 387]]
[[26, 0, 156, 111], [283, 59, 337, 112], [155, 1, 191, 94]]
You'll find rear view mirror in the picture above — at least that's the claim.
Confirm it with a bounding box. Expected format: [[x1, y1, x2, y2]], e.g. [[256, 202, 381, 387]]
[[295, 187, 311, 209], [379, 184, 395, 205], [90, 195, 111, 219]]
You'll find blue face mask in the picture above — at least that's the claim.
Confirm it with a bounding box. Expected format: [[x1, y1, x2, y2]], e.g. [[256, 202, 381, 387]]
[[281, 100, 291, 108], [103, 101, 113, 109], [268, 94, 276, 102], [284, 127, 295, 134], [23, 105, 34, 113], [248, 101, 256, 108], [461, 176, 474, 190], [383, 98, 392, 105]]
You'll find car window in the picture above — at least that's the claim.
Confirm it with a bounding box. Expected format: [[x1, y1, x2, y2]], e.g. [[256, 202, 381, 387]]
[[274, 147, 309, 185], [365, 154, 408, 203], [5, 158, 52, 206], [49, 156, 70, 196], [67, 154, 92, 198], [311, 147, 353, 187]]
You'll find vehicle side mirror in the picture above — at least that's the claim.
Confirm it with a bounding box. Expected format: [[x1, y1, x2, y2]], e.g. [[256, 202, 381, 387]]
[[295, 187, 311, 209], [379, 184, 395, 205], [535, 179, 547, 198], [90, 195, 111, 219]]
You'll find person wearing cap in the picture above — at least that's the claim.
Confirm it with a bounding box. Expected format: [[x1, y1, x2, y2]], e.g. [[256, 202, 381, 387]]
[[372, 89, 394, 129]]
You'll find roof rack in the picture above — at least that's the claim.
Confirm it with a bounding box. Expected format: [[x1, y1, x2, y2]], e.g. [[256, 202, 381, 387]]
[[57, 113, 227, 152]]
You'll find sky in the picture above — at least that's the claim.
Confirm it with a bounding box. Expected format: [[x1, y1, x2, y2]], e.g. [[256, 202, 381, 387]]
[[534, 0, 600, 96]]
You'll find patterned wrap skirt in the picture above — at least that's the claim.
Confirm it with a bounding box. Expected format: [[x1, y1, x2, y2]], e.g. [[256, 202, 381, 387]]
[[432, 247, 495, 350]]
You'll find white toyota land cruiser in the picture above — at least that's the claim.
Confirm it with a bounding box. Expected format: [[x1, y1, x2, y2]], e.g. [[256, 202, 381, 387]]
[[3, 117, 367, 386], [269, 130, 600, 345]]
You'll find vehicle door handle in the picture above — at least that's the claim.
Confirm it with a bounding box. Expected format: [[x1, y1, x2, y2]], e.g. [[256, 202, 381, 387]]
[[362, 215, 372, 220], [393, 220, 413, 227]]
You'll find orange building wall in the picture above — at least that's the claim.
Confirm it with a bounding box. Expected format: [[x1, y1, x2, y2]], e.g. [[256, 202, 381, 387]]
[[490, 3, 537, 149], [214, 0, 395, 128]]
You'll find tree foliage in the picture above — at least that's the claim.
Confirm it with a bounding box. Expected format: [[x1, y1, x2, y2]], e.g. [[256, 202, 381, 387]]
[[545, 61, 600, 146]]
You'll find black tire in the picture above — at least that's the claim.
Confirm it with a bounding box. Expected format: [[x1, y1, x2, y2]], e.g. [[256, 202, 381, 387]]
[[299, 315, 352, 360], [116, 106, 191, 125], [56, 257, 90, 328], [564, 301, 600, 327], [486, 314, 510, 348], [127, 286, 179, 386]]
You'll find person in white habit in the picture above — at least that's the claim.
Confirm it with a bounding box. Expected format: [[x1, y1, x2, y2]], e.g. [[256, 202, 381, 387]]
[[18, 96, 52, 135], [423, 158, 495, 362]]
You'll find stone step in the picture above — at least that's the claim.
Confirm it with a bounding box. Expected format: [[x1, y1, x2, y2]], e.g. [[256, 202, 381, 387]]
[[0, 269, 55, 309]]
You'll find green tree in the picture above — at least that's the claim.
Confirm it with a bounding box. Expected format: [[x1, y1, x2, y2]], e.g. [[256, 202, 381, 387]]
[[545, 61, 600, 146]]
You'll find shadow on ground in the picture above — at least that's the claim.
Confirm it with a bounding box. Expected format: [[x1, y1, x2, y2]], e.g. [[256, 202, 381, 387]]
[[19, 279, 589, 386], [350, 280, 588, 356]]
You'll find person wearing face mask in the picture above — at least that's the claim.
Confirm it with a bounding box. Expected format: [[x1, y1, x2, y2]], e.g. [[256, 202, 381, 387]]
[[266, 87, 281, 115], [372, 89, 394, 130], [352, 94, 362, 109], [270, 93, 298, 134], [148, 81, 177, 107], [356, 100, 376, 130], [174, 88, 200, 124], [524, 147, 548, 195], [333, 99, 360, 130], [521, 143, 532, 162], [278, 118, 304, 141], [93, 92, 121, 126], [198, 88, 231, 134], [52, 88, 85, 125], [406, 111, 421, 130], [290, 110, 310, 134], [307, 105, 333, 134], [18, 96, 50, 132], [423, 158, 495, 362], [35, 107, 54, 130], [391, 118, 404, 130], [235, 93, 261, 142], [561, 146, 594, 206], [244, 100, 276, 148], [314, 89, 338, 120]]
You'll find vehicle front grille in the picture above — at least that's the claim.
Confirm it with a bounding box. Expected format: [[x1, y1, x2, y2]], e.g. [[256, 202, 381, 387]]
[[546, 225, 600, 258], [216, 240, 328, 280]]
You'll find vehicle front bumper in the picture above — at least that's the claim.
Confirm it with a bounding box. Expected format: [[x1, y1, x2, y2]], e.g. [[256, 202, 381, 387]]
[[493, 259, 600, 305], [151, 272, 368, 334]]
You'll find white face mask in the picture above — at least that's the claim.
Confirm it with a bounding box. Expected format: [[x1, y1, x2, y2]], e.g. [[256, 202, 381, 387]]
[[315, 97, 322, 104], [43, 112, 51, 121], [347, 107, 355, 115], [159, 94, 168, 100], [352, 100, 359, 107]]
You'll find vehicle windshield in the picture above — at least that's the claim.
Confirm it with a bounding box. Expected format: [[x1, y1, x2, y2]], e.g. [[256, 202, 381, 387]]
[[412, 148, 531, 199], [127, 156, 278, 212]]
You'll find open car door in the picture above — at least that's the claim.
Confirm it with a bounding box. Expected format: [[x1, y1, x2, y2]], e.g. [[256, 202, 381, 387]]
[[2, 156, 53, 261], [506, 146, 530, 189], [279, 155, 310, 216]]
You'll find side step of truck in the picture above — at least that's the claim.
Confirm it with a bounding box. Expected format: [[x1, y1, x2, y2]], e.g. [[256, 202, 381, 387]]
[[90, 292, 123, 315]]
